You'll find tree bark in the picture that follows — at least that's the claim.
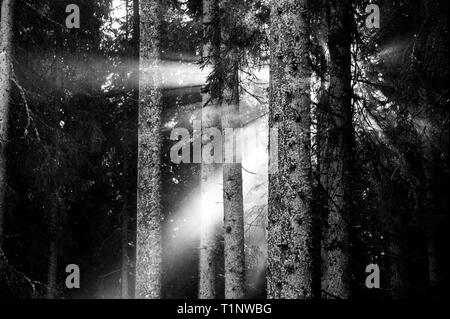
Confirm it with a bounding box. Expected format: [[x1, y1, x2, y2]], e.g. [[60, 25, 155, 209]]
[[47, 190, 60, 299], [267, 0, 315, 299], [121, 4, 139, 293], [426, 221, 443, 295], [313, 2, 330, 298], [121, 136, 130, 299], [199, 0, 222, 299], [136, 0, 163, 299], [47, 242, 58, 299], [121, 198, 129, 299], [0, 0, 15, 247], [222, 49, 245, 299], [378, 182, 408, 299], [321, 0, 354, 299], [132, 0, 140, 57], [388, 221, 408, 299], [423, 150, 444, 296]]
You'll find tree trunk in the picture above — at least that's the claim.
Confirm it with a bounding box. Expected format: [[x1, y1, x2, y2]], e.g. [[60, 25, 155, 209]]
[[222, 49, 245, 299], [121, 10, 138, 294], [47, 191, 60, 299], [199, 0, 222, 299], [0, 0, 15, 247], [388, 221, 408, 299], [316, 81, 329, 299], [321, 0, 354, 299], [314, 2, 330, 298], [132, 0, 140, 55], [426, 221, 443, 296], [423, 150, 444, 296], [427, 221, 444, 292], [125, 0, 130, 40], [378, 182, 408, 299], [121, 132, 130, 299], [121, 198, 129, 299], [47, 242, 58, 299], [136, 0, 163, 299], [267, 0, 315, 299]]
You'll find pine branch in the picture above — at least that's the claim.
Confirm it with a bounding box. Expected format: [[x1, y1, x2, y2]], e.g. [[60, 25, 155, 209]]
[[10, 64, 41, 141], [0, 247, 46, 297], [19, 0, 67, 30]]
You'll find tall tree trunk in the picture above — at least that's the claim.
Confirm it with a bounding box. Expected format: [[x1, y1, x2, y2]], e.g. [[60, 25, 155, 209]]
[[267, 0, 315, 299], [222, 49, 245, 299], [121, 131, 130, 299], [0, 0, 15, 247], [47, 190, 60, 299], [47, 239, 58, 299], [125, 0, 129, 40], [136, 0, 163, 299], [316, 81, 329, 299], [199, 0, 222, 299], [426, 221, 443, 295], [388, 219, 408, 299], [321, 0, 354, 299], [423, 149, 444, 296], [378, 183, 408, 298], [121, 197, 129, 298], [127, 0, 139, 299], [314, 1, 330, 298], [132, 0, 140, 53], [121, 0, 140, 295]]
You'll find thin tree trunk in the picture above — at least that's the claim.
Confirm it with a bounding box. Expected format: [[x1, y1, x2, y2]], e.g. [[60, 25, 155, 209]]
[[136, 0, 163, 299], [423, 151, 444, 296], [388, 222, 407, 299], [222, 49, 245, 299], [121, 198, 129, 298], [0, 0, 15, 247], [128, 0, 139, 299], [316, 81, 329, 299], [378, 183, 408, 299], [121, 131, 130, 299], [426, 221, 443, 295], [47, 191, 60, 299], [199, 0, 221, 299], [321, 0, 354, 299], [267, 0, 315, 299], [125, 0, 130, 41], [314, 2, 330, 298], [47, 242, 58, 298], [121, 8, 137, 294], [133, 0, 140, 52]]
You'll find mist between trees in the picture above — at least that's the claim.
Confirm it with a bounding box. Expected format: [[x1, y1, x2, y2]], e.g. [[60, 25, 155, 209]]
[[0, 0, 448, 300]]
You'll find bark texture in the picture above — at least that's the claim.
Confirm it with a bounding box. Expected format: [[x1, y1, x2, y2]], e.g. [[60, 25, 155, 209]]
[[136, 0, 163, 299], [47, 190, 61, 299], [379, 183, 408, 298], [222, 50, 245, 299], [121, 164, 130, 299], [423, 149, 445, 296], [198, 0, 222, 299], [321, 0, 354, 299], [0, 0, 15, 246], [388, 220, 407, 298], [267, 0, 315, 299]]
